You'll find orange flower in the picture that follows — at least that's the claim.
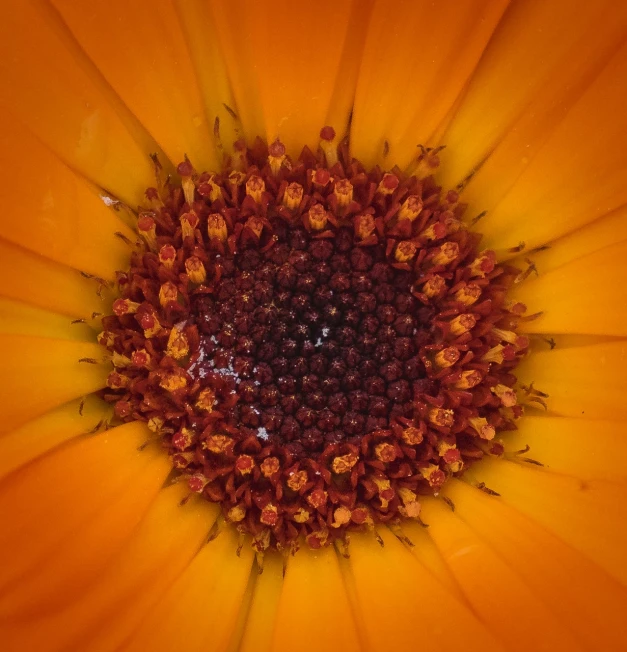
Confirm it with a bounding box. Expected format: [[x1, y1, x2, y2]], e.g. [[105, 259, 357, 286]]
[[0, 1, 626, 651]]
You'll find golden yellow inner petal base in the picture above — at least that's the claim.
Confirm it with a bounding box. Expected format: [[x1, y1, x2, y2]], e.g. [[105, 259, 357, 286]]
[[98, 132, 529, 553]]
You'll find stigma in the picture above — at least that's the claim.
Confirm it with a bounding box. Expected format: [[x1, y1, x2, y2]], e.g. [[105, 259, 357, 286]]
[[99, 130, 529, 552]]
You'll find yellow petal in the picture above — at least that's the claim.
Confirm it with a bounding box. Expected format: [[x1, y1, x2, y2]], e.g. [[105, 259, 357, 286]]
[[0, 0, 158, 205], [2, 483, 219, 652], [345, 527, 502, 651], [440, 0, 627, 186], [0, 335, 108, 433], [272, 544, 361, 652], [465, 458, 627, 588], [513, 239, 627, 336], [52, 0, 218, 171], [516, 338, 627, 419], [0, 297, 94, 341], [123, 527, 254, 652], [0, 107, 135, 278], [0, 395, 109, 478], [350, 0, 508, 170], [239, 552, 284, 652], [421, 498, 584, 652], [443, 479, 627, 652], [0, 238, 113, 318]]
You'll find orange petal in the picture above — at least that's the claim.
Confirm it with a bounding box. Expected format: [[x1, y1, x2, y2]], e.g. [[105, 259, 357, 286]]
[[123, 527, 254, 652], [239, 551, 284, 652], [0, 432, 170, 618], [501, 415, 627, 482], [175, 0, 243, 159], [0, 297, 94, 341], [0, 395, 109, 478], [0, 238, 113, 318], [0, 421, 155, 596], [350, 0, 509, 170], [0, 334, 108, 433], [0, 0, 158, 205], [345, 527, 502, 651], [51, 0, 218, 172], [443, 478, 627, 652], [440, 0, 627, 187], [516, 338, 627, 419], [512, 239, 627, 336], [1, 483, 219, 652], [401, 521, 469, 603], [421, 498, 584, 651], [515, 205, 627, 274], [467, 37, 627, 251], [271, 544, 361, 652], [209, 0, 358, 157], [465, 458, 627, 588], [0, 105, 135, 278]]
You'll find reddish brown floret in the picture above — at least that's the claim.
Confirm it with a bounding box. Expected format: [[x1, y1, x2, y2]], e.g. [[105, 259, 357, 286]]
[[99, 135, 529, 551]]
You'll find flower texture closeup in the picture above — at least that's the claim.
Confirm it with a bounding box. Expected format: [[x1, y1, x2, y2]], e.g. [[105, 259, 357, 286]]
[[1, 1, 627, 651]]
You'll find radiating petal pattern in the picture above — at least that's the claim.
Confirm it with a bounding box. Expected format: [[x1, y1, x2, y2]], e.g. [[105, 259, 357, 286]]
[[350, 0, 509, 170]]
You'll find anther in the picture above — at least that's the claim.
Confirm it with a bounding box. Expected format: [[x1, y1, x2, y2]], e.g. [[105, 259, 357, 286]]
[[180, 211, 199, 240], [319, 126, 338, 167], [468, 250, 496, 278], [398, 195, 422, 221], [137, 215, 158, 251], [308, 204, 328, 231], [422, 275, 446, 298], [428, 408, 454, 428], [246, 175, 265, 204], [177, 159, 196, 206], [159, 281, 179, 307], [207, 213, 228, 242], [282, 182, 303, 210], [166, 325, 190, 360], [354, 213, 376, 240], [449, 313, 476, 336], [377, 173, 399, 196], [394, 241, 417, 263], [454, 369, 483, 389], [159, 244, 177, 269], [454, 283, 482, 306], [185, 256, 207, 284], [434, 346, 460, 368], [268, 139, 286, 176], [333, 178, 353, 210], [431, 241, 459, 265], [468, 417, 495, 440], [112, 298, 140, 316]]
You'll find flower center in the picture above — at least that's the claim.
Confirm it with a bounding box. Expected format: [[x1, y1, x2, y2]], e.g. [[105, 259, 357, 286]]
[[99, 129, 529, 553]]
